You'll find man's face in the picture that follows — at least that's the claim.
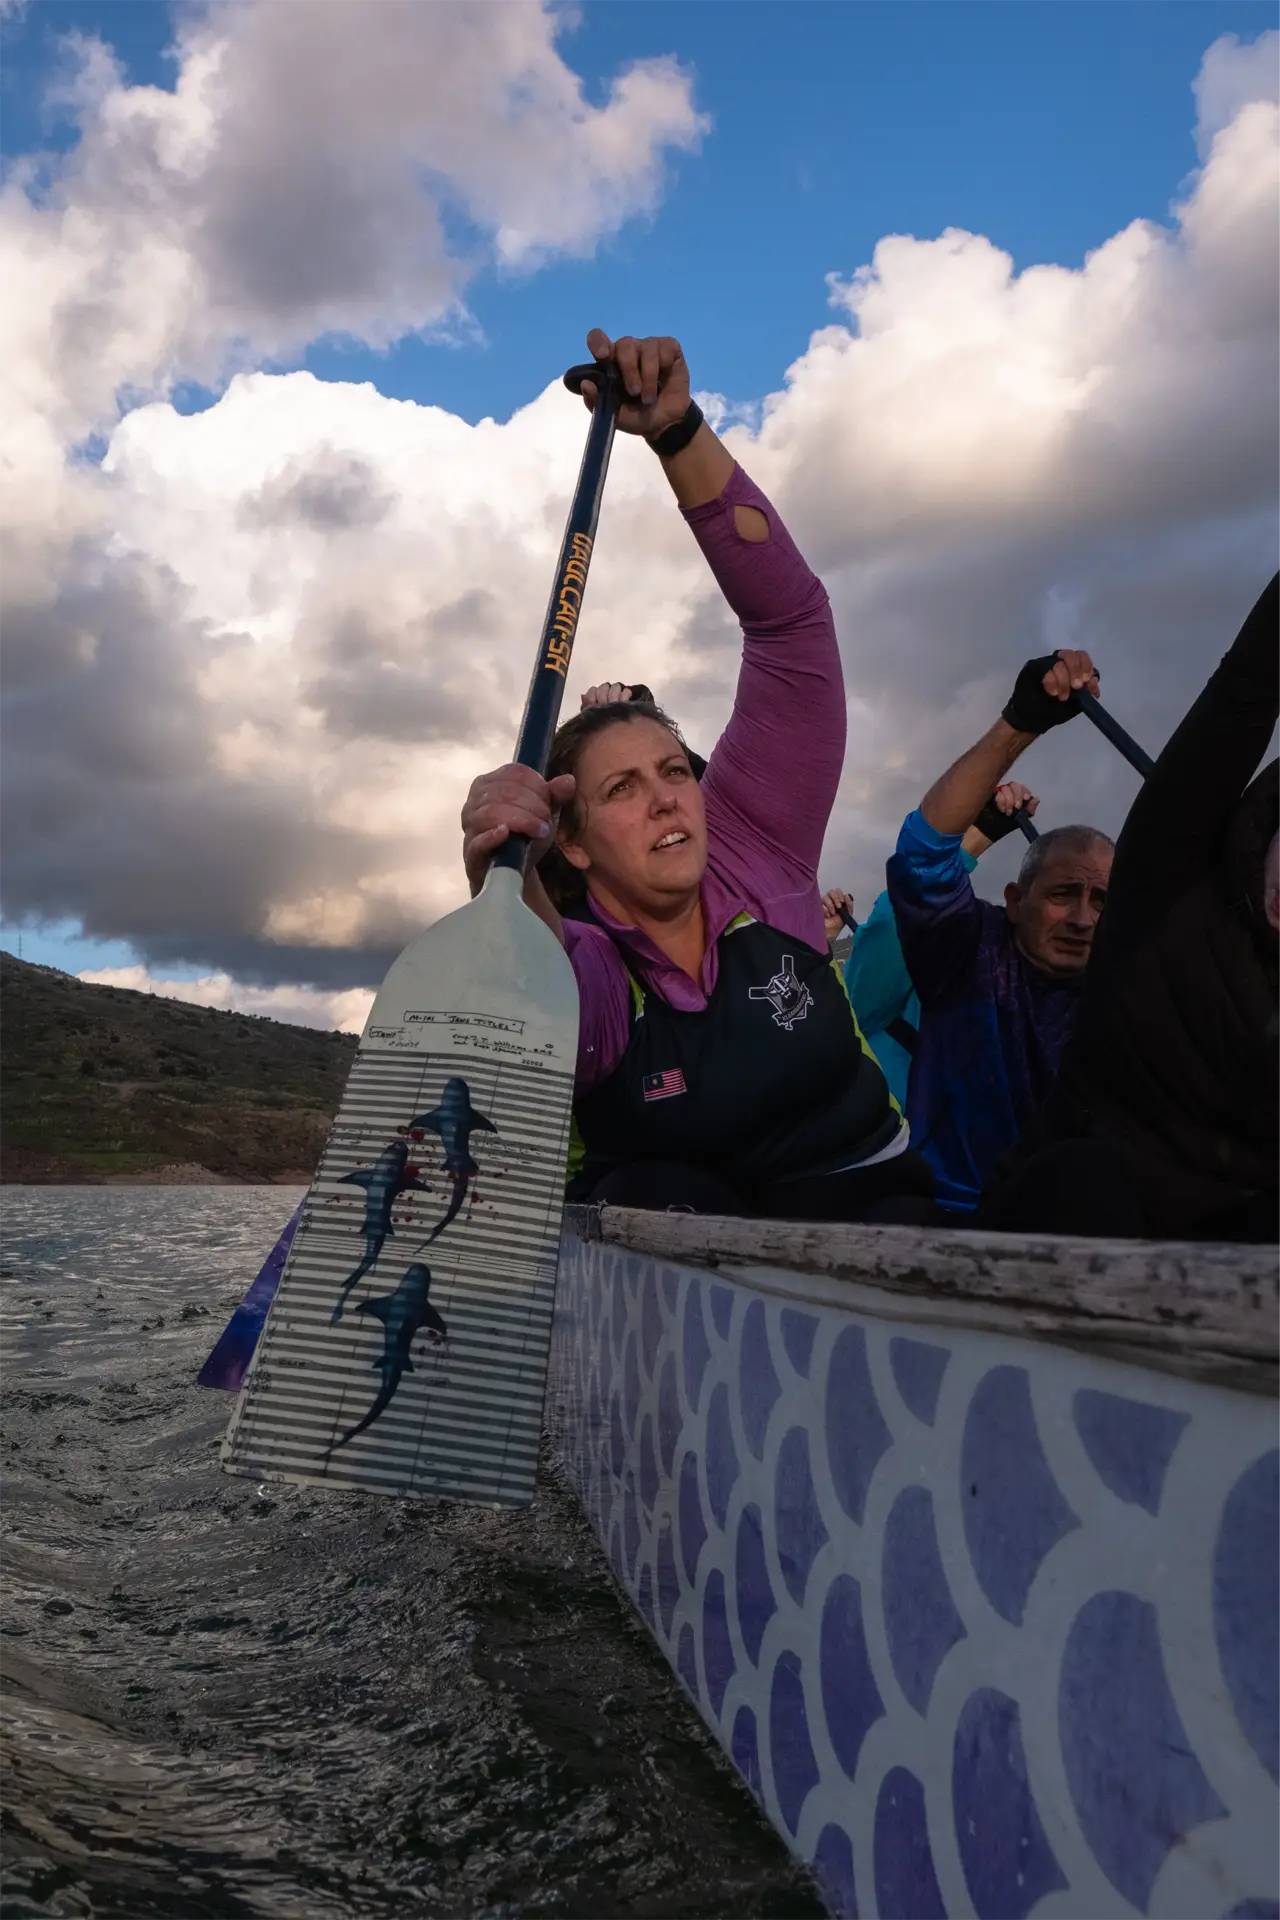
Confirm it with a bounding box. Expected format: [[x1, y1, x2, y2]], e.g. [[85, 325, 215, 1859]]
[[1004, 842, 1113, 976]]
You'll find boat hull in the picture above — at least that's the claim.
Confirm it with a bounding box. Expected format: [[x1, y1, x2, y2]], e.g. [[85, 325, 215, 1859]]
[[549, 1221, 1277, 1920]]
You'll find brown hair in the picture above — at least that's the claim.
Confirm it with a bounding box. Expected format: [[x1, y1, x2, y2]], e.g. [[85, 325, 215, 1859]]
[[541, 699, 689, 914]]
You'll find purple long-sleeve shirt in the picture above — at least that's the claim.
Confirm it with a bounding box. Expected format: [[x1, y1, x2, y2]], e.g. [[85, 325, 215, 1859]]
[[563, 462, 844, 1095]]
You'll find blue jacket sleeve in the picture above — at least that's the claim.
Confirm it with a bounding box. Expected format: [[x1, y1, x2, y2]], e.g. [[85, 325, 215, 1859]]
[[843, 888, 912, 1034], [886, 810, 983, 1005]]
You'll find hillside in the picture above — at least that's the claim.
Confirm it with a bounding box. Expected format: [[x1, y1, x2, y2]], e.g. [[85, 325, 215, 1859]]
[[1, 954, 356, 1183]]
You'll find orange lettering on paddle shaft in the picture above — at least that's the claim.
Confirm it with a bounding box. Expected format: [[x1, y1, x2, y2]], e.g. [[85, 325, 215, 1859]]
[[541, 532, 595, 675]]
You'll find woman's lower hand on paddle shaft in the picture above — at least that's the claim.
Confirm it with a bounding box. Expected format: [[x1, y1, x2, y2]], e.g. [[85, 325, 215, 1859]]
[[462, 765, 575, 899]]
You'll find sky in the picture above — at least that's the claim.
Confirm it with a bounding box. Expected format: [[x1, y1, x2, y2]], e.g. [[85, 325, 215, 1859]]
[[2, 0, 1277, 1031]]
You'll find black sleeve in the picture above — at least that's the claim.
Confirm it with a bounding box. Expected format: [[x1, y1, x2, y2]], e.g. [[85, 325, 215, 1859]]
[[1102, 573, 1279, 956]]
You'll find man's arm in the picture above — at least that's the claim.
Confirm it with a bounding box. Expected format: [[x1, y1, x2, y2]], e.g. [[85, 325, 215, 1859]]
[[921, 651, 1097, 834], [886, 810, 984, 1004], [1102, 574, 1279, 950]]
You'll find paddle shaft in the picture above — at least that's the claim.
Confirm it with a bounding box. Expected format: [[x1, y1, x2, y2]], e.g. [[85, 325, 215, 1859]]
[[1013, 809, 1039, 843], [493, 362, 623, 876], [1069, 691, 1156, 779]]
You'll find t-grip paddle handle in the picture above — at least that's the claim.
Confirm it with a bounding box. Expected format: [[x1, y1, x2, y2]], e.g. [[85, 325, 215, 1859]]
[[1068, 691, 1156, 780], [492, 361, 623, 877], [837, 903, 858, 937], [1013, 809, 1040, 843]]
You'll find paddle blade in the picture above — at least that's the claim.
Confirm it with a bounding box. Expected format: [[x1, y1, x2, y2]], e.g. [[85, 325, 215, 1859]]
[[219, 866, 578, 1507]]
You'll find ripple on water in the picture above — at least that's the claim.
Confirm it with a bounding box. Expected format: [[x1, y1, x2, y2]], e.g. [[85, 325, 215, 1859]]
[[1, 1187, 824, 1918]]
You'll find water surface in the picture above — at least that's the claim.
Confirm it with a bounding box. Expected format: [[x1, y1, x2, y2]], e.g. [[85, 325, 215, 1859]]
[[1, 1187, 822, 1918]]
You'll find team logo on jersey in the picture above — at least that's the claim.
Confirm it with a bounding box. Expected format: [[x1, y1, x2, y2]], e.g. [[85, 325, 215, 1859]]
[[748, 954, 814, 1031]]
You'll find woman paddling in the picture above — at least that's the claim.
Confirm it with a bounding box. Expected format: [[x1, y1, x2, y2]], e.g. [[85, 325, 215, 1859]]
[[461, 328, 935, 1225]]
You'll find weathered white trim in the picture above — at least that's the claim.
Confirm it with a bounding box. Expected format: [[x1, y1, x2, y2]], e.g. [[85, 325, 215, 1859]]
[[567, 1206, 1277, 1395]]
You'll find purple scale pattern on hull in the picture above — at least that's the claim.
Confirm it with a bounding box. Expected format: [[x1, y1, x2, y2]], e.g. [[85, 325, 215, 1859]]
[[780, 1308, 818, 1377], [705, 1383, 739, 1529], [952, 1687, 1067, 1919], [735, 1504, 777, 1666], [677, 1449, 707, 1587], [636, 1563, 655, 1631], [819, 1575, 884, 1781], [882, 1485, 966, 1715], [962, 1365, 1079, 1626], [682, 1287, 712, 1415], [1214, 1451, 1279, 1782], [874, 1767, 946, 1920], [813, 1822, 859, 1920], [825, 1326, 890, 1525], [774, 1426, 828, 1607], [553, 1236, 1275, 1920], [1072, 1389, 1190, 1516], [739, 1299, 782, 1461], [770, 1649, 820, 1837], [731, 1705, 762, 1800], [889, 1336, 950, 1426], [702, 1569, 736, 1717], [638, 1416, 659, 1514], [656, 1353, 681, 1478], [1060, 1590, 1227, 1912]]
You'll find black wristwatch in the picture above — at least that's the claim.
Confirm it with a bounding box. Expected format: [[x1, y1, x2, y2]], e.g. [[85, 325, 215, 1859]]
[[648, 401, 704, 459]]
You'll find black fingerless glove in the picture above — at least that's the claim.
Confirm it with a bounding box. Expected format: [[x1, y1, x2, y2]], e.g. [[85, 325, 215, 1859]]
[[1002, 652, 1075, 735], [972, 797, 1022, 844]]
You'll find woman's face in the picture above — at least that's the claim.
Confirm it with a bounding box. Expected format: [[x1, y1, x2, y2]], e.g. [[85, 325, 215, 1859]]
[[559, 717, 707, 915], [1265, 828, 1279, 932]]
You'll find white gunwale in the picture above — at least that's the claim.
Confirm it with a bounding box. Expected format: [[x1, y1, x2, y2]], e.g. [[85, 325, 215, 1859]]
[[563, 1204, 1278, 1397]]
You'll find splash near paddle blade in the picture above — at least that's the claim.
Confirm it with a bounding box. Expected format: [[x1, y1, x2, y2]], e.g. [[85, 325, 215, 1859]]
[[220, 866, 577, 1507]]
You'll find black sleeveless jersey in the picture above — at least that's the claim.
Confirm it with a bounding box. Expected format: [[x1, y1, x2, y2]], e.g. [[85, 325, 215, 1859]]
[[571, 915, 901, 1192]]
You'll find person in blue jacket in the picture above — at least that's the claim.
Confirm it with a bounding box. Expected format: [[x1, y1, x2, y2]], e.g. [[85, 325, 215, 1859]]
[[885, 649, 1115, 1213], [822, 778, 1038, 1111]]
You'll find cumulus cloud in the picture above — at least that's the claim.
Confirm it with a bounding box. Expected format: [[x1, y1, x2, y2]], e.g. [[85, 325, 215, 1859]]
[[1, 0, 705, 994], [78, 964, 372, 1034], [755, 41, 1278, 895], [2, 20, 1277, 1020], [0, 0, 704, 444]]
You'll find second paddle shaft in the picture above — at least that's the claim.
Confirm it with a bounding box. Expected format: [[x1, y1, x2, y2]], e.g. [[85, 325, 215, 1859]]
[[1069, 691, 1156, 779]]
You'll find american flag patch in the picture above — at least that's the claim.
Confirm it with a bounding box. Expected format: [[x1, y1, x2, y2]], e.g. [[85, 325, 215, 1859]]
[[643, 1068, 687, 1102]]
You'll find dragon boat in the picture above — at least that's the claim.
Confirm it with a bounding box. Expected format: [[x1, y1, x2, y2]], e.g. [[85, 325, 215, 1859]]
[[548, 1206, 1277, 1920]]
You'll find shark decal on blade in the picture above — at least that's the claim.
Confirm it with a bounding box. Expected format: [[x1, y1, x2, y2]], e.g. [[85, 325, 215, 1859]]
[[326, 1262, 446, 1453], [410, 1077, 498, 1244], [330, 1140, 430, 1323]]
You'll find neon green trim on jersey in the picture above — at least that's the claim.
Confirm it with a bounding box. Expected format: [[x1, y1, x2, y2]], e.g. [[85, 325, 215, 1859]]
[[833, 951, 903, 1121], [566, 1112, 586, 1186]]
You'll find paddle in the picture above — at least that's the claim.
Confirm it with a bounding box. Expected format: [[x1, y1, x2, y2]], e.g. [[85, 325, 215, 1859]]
[[219, 360, 621, 1508], [1013, 809, 1039, 843], [1070, 690, 1156, 779], [197, 1206, 301, 1391]]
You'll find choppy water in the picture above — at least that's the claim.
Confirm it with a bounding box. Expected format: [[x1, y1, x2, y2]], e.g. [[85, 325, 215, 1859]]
[[1, 1187, 822, 1919]]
